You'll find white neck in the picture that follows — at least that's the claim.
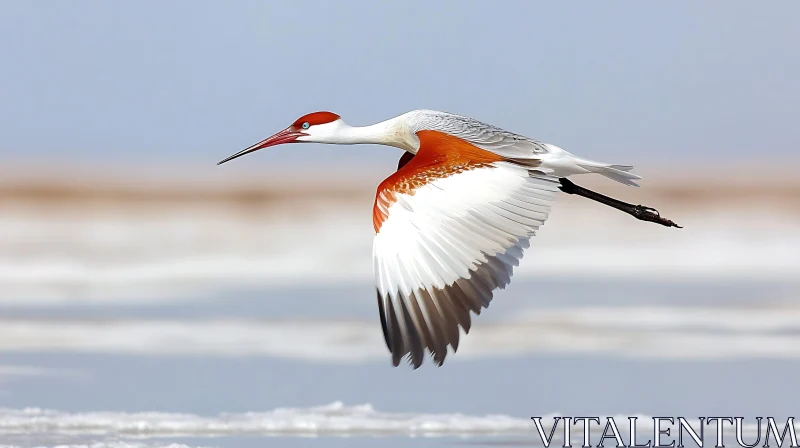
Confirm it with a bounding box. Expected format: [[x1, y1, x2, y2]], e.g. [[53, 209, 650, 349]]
[[301, 115, 420, 153]]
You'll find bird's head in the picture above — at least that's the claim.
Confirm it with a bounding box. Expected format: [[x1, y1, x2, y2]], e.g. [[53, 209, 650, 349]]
[[218, 111, 343, 165]]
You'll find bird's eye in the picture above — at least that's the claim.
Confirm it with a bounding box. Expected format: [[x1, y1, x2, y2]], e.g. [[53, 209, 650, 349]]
[[301, 122, 310, 130]]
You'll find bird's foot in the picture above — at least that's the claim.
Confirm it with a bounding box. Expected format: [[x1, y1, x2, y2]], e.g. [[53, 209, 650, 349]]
[[631, 205, 683, 228], [637, 205, 660, 216]]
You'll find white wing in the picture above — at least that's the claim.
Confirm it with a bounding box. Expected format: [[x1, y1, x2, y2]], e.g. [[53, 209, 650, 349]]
[[406, 109, 550, 160], [373, 162, 559, 368]]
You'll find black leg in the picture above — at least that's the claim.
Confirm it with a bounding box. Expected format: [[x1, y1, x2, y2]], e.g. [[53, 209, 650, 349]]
[[558, 178, 682, 228]]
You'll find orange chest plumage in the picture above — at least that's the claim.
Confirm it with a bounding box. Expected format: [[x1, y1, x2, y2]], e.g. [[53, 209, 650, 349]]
[[372, 130, 504, 232]]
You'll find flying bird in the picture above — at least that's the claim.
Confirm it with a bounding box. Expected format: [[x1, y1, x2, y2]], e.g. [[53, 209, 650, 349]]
[[218, 109, 681, 368]]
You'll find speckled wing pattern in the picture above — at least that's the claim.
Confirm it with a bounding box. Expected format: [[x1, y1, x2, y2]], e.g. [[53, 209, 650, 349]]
[[406, 109, 551, 161]]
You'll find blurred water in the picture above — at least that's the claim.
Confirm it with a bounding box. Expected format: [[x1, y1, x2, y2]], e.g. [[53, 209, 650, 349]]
[[1, 277, 799, 448], [2, 173, 799, 447], [2, 197, 798, 305]]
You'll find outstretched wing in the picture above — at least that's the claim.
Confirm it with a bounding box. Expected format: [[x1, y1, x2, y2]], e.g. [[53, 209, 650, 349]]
[[406, 110, 551, 161], [372, 130, 559, 368]]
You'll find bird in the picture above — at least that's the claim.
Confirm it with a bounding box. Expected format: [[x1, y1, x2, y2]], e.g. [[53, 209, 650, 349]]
[[218, 109, 681, 369]]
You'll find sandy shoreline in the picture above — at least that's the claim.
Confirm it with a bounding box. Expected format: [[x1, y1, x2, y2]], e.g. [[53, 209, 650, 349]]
[[1, 162, 799, 211]]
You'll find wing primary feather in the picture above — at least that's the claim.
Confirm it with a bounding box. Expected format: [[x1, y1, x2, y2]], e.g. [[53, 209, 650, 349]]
[[484, 257, 513, 288], [494, 252, 521, 269], [376, 290, 391, 350], [411, 233, 452, 290], [467, 207, 525, 239], [416, 288, 449, 365], [470, 261, 500, 293], [418, 227, 471, 279], [453, 278, 486, 313], [394, 253, 417, 299], [428, 287, 462, 352], [503, 239, 528, 260], [489, 201, 546, 228], [463, 273, 494, 308], [407, 291, 439, 360], [425, 223, 483, 272], [461, 209, 516, 246], [386, 295, 406, 367], [399, 296, 425, 368], [440, 285, 472, 333], [443, 284, 474, 333]]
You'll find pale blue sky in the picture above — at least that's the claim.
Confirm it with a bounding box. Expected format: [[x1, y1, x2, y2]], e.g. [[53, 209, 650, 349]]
[[1, 1, 798, 169]]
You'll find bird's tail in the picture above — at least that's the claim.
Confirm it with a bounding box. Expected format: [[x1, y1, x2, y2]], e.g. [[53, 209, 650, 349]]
[[537, 144, 643, 187], [578, 162, 642, 187]]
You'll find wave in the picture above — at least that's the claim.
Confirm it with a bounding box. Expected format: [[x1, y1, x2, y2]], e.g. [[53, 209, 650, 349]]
[[0, 443, 207, 448], [0, 402, 790, 440], [0, 402, 530, 438]]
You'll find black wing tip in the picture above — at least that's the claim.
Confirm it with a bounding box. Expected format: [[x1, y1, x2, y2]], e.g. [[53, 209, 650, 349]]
[[390, 345, 454, 369], [379, 253, 514, 370], [386, 345, 450, 369], [376, 290, 392, 350]]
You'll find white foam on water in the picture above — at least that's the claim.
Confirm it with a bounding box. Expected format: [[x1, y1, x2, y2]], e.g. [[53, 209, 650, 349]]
[[0, 402, 528, 438], [0, 402, 788, 440], [0, 443, 206, 448], [3, 305, 800, 361]]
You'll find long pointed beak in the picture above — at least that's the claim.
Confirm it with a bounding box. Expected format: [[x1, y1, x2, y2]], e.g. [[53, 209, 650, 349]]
[[217, 127, 305, 165]]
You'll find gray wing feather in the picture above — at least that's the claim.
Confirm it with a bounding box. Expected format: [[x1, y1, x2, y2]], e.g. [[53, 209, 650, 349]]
[[406, 110, 550, 159]]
